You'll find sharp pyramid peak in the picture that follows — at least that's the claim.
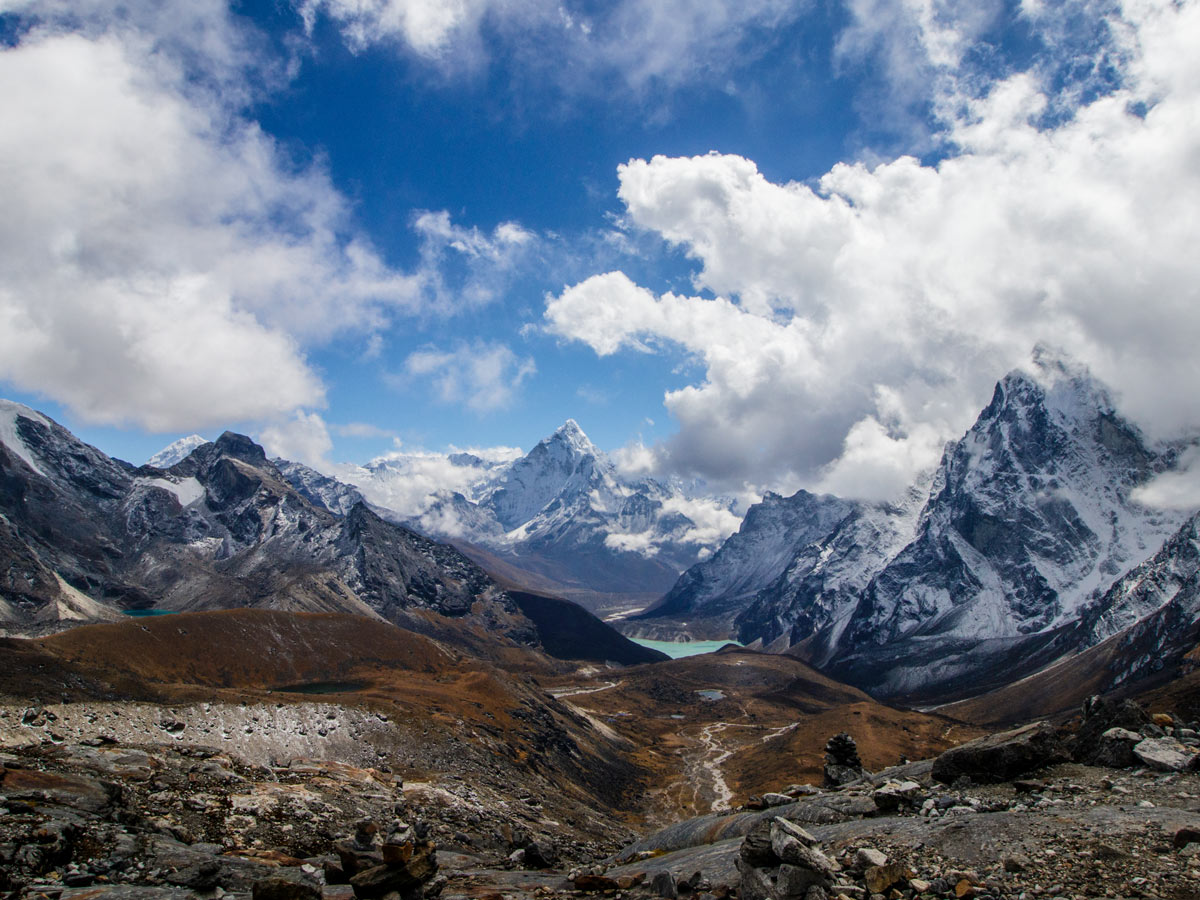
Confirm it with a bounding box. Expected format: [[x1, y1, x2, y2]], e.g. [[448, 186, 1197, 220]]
[[987, 346, 1115, 421], [546, 418, 596, 452]]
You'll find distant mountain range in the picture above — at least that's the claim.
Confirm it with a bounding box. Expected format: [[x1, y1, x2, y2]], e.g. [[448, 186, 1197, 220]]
[[0, 399, 662, 665], [6, 346, 1199, 710], [277, 420, 738, 616], [627, 352, 1198, 704]]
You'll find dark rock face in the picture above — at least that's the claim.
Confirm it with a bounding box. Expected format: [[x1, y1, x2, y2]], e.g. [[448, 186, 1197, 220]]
[[509, 591, 668, 665], [931, 722, 1067, 785]]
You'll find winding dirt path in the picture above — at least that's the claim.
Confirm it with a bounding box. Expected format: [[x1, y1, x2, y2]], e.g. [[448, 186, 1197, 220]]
[[547, 680, 623, 699]]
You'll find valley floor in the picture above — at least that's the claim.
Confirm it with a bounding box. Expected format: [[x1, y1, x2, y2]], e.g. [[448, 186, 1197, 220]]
[[4, 714, 1200, 900]]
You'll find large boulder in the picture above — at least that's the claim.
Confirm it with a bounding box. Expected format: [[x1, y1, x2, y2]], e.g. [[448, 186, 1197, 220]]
[[932, 722, 1067, 785], [348, 841, 437, 899], [1133, 737, 1197, 772]]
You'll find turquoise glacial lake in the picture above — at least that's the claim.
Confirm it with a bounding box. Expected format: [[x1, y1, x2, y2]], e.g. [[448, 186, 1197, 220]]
[[631, 638, 742, 659]]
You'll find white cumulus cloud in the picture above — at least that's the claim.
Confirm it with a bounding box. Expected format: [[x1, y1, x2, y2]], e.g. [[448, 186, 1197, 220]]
[[1133, 446, 1200, 511], [546, 0, 1200, 500], [0, 6, 417, 430], [257, 411, 336, 470], [0, 1, 541, 432]]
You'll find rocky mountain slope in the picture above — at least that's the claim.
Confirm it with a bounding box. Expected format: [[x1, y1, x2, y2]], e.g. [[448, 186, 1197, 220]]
[[631, 354, 1193, 704], [735, 481, 931, 662], [0, 608, 652, 897], [0, 401, 510, 638], [309, 421, 738, 615], [599, 705, 1200, 900], [0, 401, 662, 665], [624, 491, 858, 641], [825, 357, 1184, 700], [941, 511, 1200, 727]]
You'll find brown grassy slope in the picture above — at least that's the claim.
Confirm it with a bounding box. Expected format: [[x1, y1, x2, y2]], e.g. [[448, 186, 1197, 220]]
[[726, 700, 979, 793], [937, 632, 1200, 728], [937, 641, 1120, 726], [1132, 644, 1200, 721], [30, 609, 454, 690]]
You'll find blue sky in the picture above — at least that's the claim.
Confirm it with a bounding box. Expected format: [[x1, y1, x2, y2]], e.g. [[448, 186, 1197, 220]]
[[3, 0, 1200, 503]]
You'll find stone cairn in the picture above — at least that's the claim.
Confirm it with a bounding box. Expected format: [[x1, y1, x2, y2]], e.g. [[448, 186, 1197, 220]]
[[331, 819, 440, 900], [822, 732, 865, 788]]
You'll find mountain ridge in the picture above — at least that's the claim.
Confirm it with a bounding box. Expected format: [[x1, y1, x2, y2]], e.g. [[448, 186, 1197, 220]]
[[0, 401, 664, 665]]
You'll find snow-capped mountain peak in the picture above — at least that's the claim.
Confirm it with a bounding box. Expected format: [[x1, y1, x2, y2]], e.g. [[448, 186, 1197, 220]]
[[548, 418, 595, 453], [147, 434, 208, 469], [271, 418, 741, 612], [483, 419, 623, 530]]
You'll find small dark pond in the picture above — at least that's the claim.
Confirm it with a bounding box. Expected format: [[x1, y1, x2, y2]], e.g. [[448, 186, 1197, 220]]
[[122, 609, 177, 617], [273, 681, 366, 695]]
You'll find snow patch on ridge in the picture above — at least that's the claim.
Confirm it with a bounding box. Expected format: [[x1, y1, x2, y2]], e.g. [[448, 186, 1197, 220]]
[[137, 476, 205, 507], [0, 399, 50, 477]]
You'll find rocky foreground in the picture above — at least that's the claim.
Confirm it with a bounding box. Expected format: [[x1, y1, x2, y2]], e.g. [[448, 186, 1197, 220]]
[[3, 697, 1200, 900]]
